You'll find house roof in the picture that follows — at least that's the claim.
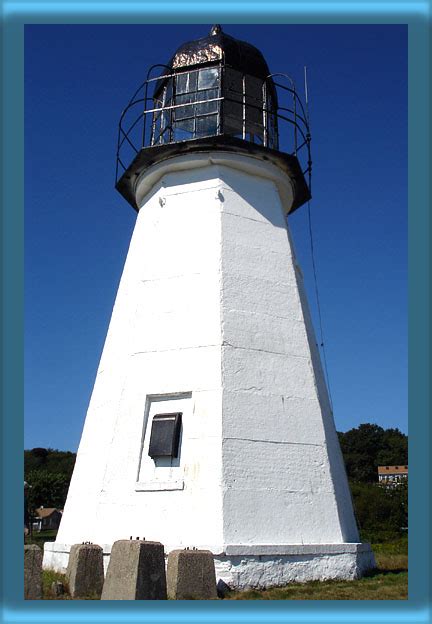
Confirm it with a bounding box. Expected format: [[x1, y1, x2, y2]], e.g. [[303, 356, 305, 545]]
[[377, 465, 408, 474], [34, 507, 60, 518]]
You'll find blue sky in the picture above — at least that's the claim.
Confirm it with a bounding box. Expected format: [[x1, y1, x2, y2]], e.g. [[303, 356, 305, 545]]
[[25, 24, 407, 451]]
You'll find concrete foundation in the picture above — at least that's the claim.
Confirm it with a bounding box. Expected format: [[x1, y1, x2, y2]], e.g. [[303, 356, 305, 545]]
[[101, 540, 167, 600], [167, 549, 217, 599], [44, 541, 375, 591], [214, 543, 375, 590], [24, 544, 43, 600], [66, 543, 104, 599]]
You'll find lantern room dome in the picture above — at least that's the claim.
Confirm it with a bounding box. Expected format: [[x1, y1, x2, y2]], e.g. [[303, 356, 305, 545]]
[[167, 24, 271, 79], [116, 25, 312, 213]]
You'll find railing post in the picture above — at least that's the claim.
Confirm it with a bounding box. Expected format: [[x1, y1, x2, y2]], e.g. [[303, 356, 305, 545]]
[[242, 74, 246, 140], [115, 124, 121, 184], [262, 80, 267, 148], [142, 81, 149, 148], [293, 87, 298, 156]]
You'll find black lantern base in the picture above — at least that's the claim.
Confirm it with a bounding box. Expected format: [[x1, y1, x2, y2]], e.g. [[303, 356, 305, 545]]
[[116, 135, 311, 214]]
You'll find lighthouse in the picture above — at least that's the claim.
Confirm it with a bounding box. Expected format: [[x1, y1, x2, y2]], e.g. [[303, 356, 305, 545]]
[[45, 25, 375, 589]]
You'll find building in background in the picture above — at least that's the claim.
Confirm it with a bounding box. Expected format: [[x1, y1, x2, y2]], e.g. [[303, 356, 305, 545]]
[[33, 507, 63, 532], [378, 465, 408, 486]]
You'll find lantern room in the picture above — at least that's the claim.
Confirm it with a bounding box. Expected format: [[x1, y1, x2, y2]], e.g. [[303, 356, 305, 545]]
[[150, 24, 278, 149], [116, 25, 311, 212]]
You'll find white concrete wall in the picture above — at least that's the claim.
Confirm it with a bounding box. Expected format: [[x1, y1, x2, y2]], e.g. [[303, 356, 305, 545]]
[[55, 153, 358, 565], [217, 163, 358, 546], [215, 546, 375, 590], [57, 165, 226, 552]]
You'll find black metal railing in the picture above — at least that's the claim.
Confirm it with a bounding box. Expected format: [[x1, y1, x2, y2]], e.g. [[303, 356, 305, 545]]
[[116, 63, 312, 190]]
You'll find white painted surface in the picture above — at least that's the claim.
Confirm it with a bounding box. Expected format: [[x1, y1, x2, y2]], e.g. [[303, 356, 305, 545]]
[[56, 162, 225, 553], [49, 152, 368, 587], [214, 548, 376, 590]]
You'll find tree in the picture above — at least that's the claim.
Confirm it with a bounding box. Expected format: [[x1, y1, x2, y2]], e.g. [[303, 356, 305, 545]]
[[26, 470, 71, 511], [377, 428, 408, 467], [350, 480, 408, 541], [337, 423, 408, 541], [338, 424, 407, 483], [24, 448, 76, 511], [25, 448, 76, 482]]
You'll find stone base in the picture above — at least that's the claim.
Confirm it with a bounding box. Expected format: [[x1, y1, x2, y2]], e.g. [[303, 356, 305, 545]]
[[25, 544, 43, 600], [44, 542, 375, 591], [44, 542, 112, 576], [167, 549, 217, 600], [101, 540, 167, 600], [215, 544, 376, 590], [66, 544, 104, 599]]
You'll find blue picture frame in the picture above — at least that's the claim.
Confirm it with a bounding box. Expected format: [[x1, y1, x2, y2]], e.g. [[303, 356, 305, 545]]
[[2, 1, 430, 622]]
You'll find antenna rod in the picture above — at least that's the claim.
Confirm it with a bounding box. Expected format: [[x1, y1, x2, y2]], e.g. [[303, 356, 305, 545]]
[[304, 66, 312, 193], [304, 66, 310, 123]]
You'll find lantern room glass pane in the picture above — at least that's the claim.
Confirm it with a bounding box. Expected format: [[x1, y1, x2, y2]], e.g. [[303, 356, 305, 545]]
[[176, 71, 197, 94], [197, 99, 218, 115], [175, 93, 196, 120], [266, 88, 279, 150], [173, 118, 194, 141], [196, 115, 218, 137], [198, 67, 219, 91], [149, 64, 279, 149], [196, 88, 218, 116], [245, 75, 263, 127], [165, 80, 173, 105], [223, 68, 244, 138], [224, 67, 243, 95]]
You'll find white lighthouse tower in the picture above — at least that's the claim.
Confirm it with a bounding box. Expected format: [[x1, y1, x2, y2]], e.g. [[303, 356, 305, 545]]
[[45, 26, 375, 588]]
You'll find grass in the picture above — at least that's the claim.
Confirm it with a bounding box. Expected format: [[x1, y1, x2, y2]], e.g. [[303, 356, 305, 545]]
[[26, 529, 58, 550], [42, 570, 71, 600], [224, 539, 408, 600], [223, 571, 407, 600], [41, 570, 101, 600], [370, 535, 408, 577]]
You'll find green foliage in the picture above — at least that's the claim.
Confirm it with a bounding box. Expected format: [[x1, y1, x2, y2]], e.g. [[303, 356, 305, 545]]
[[25, 448, 76, 481], [26, 529, 58, 548], [26, 470, 71, 510], [24, 448, 76, 511], [338, 424, 407, 483], [336, 424, 408, 541], [224, 570, 408, 600], [42, 570, 71, 600], [372, 535, 408, 556], [350, 481, 408, 541]]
